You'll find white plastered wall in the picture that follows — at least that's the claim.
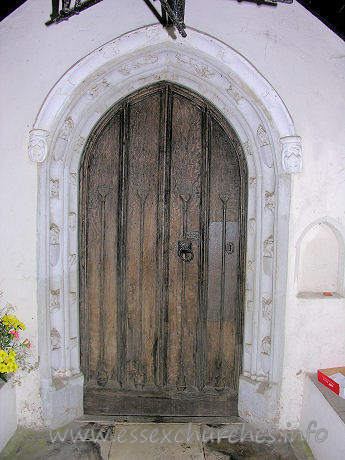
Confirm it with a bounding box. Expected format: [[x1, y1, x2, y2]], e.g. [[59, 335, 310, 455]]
[[0, 0, 344, 429]]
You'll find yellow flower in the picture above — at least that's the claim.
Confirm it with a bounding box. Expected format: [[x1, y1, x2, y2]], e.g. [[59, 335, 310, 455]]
[[0, 350, 7, 361], [0, 349, 18, 374], [1, 314, 25, 331]]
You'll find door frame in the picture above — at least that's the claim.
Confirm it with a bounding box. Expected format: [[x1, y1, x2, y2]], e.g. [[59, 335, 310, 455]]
[[31, 25, 302, 429]]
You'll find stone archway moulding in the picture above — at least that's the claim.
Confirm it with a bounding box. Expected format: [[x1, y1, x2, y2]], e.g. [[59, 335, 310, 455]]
[[29, 25, 302, 429]]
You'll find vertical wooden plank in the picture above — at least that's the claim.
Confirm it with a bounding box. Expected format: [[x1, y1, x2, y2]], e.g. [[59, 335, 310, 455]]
[[207, 117, 241, 391], [195, 107, 210, 391], [80, 111, 121, 387], [125, 90, 161, 389], [79, 145, 89, 381], [162, 86, 173, 388], [96, 184, 110, 386], [152, 85, 172, 388], [167, 91, 203, 390], [116, 104, 129, 389]]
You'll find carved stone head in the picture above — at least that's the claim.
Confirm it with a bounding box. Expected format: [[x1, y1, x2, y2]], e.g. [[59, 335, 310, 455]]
[[281, 136, 302, 173], [28, 129, 49, 163]]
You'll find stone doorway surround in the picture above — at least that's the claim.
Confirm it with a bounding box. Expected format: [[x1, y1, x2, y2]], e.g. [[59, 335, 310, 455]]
[[28, 25, 302, 429]]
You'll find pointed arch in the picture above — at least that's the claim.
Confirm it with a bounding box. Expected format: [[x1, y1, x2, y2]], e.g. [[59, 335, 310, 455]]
[[30, 25, 300, 428]]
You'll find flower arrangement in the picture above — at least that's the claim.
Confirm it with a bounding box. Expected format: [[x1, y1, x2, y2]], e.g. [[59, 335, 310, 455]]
[[0, 314, 31, 382]]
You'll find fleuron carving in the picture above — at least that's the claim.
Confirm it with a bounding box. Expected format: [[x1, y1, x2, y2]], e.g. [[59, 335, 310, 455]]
[[264, 235, 274, 258], [49, 224, 60, 245], [248, 218, 256, 235], [118, 54, 159, 76], [264, 191, 275, 214], [70, 173, 77, 188], [70, 337, 78, 349], [50, 289, 60, 312], [257, 124, 274, 168], [69, 253, 77, 267], [262, 297, 272, 320], [243, 141, 253, 157], [247, 259, 256, 272], [175, 53, 216, 79], [263, 235, 274, 276], [59, 117, 74, 141], [50, 179, 59, 198], [86, 78, 110, 99], [73, 136, 86, 155], [69, 292, 77, 304], [246, 300, 254, 312], [261, 336, 271, 356], [50, 328, 61, 350], [69, 212, 76, 231], [50, 224, 60, 266], [226, 85, 242, 103], [244, 343, 252, 354], [257, 124, 270, 147]]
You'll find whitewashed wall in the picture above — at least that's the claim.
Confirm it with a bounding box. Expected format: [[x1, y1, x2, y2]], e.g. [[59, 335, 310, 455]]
[[0, 0, 344, 428]]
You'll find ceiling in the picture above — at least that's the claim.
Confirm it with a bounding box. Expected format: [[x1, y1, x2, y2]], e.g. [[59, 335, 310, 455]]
[[0, 0, 344, 40]]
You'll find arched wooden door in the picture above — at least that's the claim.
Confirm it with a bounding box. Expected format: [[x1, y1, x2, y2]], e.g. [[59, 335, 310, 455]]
[[79, 82, 247, 417]]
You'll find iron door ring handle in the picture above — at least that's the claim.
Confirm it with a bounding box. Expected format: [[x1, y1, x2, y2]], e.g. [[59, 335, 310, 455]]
[[178, 240, 194, 263]]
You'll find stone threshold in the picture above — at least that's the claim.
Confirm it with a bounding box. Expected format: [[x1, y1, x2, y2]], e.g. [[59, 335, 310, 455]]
[[0, 417, 315, 459]]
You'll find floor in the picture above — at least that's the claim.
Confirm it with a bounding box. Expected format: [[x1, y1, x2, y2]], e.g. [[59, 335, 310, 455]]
[[0, 420, 314, 460]]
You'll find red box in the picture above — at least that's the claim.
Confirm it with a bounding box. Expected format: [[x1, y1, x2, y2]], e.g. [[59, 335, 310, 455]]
[[318, 367, 345, 399]]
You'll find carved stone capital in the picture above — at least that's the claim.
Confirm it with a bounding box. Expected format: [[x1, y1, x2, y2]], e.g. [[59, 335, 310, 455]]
[[280, 136, 302, 173], [28, 129, 49, 163]]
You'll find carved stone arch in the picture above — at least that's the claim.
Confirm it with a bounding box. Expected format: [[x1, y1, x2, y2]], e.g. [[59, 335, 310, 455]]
[[31, 25, 301, 429]]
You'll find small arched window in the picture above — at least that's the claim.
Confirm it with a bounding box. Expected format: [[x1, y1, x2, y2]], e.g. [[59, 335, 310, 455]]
[[297, 221, 344, 297]]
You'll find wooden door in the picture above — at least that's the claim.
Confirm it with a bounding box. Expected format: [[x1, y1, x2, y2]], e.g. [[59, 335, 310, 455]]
[[79, 83, 247, 417]]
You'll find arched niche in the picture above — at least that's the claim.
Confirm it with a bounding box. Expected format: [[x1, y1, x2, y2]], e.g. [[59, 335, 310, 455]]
[[296, 219, 345, 298], [29, 25, 301, 429]]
